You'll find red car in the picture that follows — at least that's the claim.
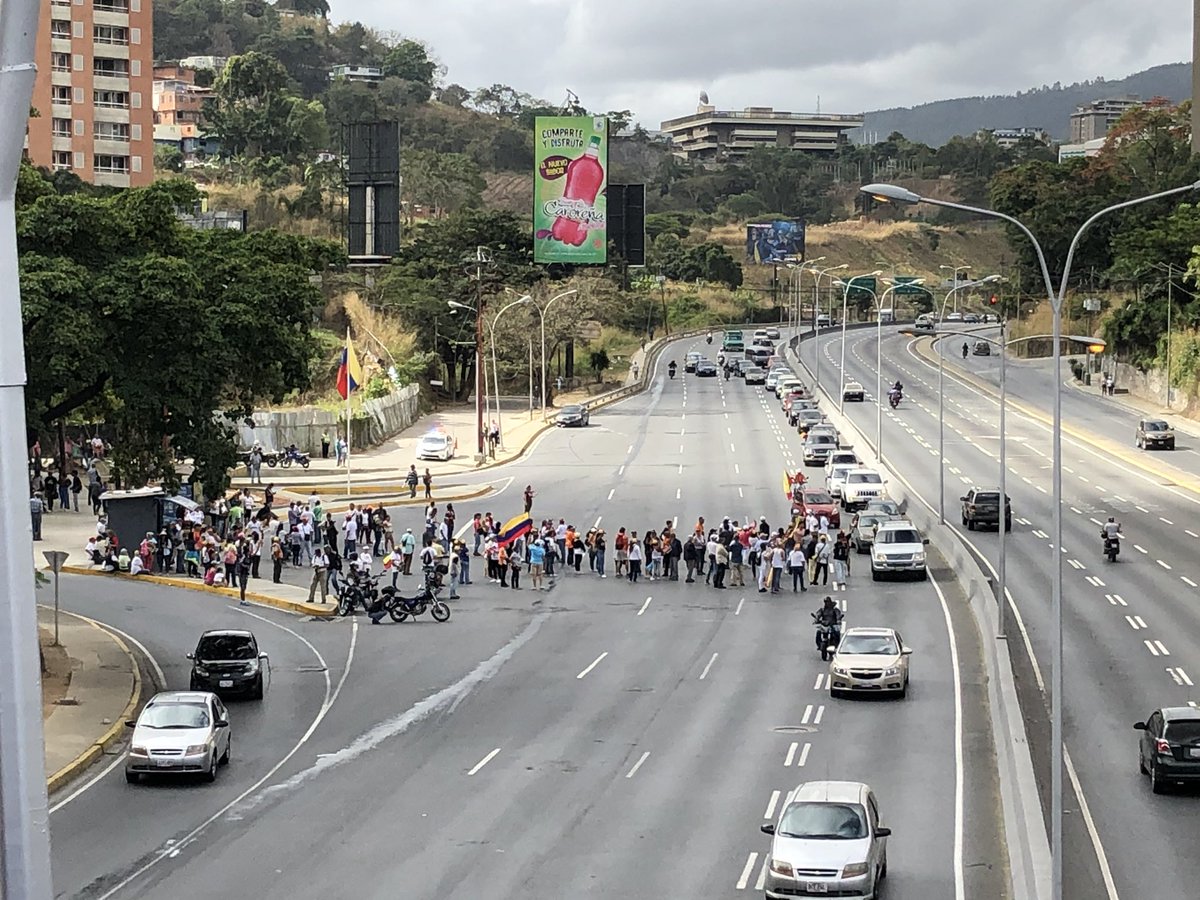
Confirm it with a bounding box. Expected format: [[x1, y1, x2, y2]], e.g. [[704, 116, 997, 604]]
[[793, 487, 841, 527]]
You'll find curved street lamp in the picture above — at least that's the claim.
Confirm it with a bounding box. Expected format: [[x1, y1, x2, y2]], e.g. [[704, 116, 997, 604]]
[[486, 295, 532, 448], [862, 179, 1200, 900]]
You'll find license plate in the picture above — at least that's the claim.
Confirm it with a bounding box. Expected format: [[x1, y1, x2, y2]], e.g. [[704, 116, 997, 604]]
[[1189, 747, 1200, 759], [155, 758, 175, 768], [805, 884, 829, 894], [219, 679, 233, 688]]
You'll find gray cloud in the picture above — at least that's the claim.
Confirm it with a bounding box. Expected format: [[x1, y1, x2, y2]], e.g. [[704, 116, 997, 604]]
[[330, 0, 1192, 125]]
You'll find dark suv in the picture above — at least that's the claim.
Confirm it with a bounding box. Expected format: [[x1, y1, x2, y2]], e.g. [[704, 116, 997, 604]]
[[960, 487, 1011, 532], [188, 630, 267, 699], [1135, 707, 1200, 793], [1136, 418, 1175, 450]]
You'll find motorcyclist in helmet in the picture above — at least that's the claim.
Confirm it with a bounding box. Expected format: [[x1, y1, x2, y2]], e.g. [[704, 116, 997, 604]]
[[1102, 517, 1122, 540], [888, 380, 903, 405], [706, 331, 713, 344], [962, 342, 969, 359], [814, 596, 843, 628], [668, 360, 677, 379]]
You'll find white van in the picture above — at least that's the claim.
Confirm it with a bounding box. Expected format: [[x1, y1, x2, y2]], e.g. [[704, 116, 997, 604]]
[[878, 308, 896, 325]]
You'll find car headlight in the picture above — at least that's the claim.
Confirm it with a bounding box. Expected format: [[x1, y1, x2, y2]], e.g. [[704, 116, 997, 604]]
[[245, 659, 259, 674], [884, 666, 901, 677], [873, 552, 886, 562], [130, 745, 149, 756], [194, 665, 209, 676], [769, 858, 794, 878], [185, 744, 209, 755], [842, 861, 869, 878], [831, 665, 848, 676], [913, 552, 926, 563]]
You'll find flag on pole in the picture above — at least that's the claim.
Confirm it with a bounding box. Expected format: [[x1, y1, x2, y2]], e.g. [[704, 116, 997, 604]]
[[496, 513, 533, 548], [336, 332, 363, 400]]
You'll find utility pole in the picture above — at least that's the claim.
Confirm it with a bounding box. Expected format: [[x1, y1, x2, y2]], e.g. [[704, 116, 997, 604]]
[[462, 247, 494, 458], [0, 0, 57, 895]]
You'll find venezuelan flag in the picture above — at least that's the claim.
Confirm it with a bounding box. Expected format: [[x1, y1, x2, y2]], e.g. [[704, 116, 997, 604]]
[[336, 331, 363, 400], [497, 513, 533, 548]]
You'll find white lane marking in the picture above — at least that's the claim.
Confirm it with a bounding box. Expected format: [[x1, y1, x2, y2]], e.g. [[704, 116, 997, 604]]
[[1133, 544, 1148, 554], [755, 856, 769, 891], [625, 750, 650, 779], [1125, 615, 1146, 630], [1106, 593, 1127, 606], [1183, 577, 1198, 587], [735, 598, 745, 615], [1036, 486, 1047, 493], [468, 747, 501, 775], [637, 596, 652, 616], [676, 487, 681, 500], [699, 652, 719, 680], [1157, 559, 1172, 570], [738, 487, 744, 498], [736, 853, 758, 890], [1094, 484, 1106, 492], [1070, 507, 1083, 515], [1085, 576, 1105, 587], [764, 790, 781, 819], [731, 442, 737, 453], [1079, 476, 1090, 483], [1160, 517, 1174, 525], [1136, 505, 1150, 513], [795, 743, 811, 767], [734, 463, 741, 474], [927, 572, 967, 900], [1188, 530, 1199, 538], [679, 443, 684, 454], [1145, 640, 1166, 657], [677, 463, 683, 474], [814, 705, 825, 724], [1154, 640, 1170, 656], [784, 742, 799, 767], [801, 704, 815, 724], [1090, 518, 1103, 526], [1068, 559, 1084, 570], [627, 444, 633, 454], [576, 652, 609, 679], [959, 475, 972, 484], [1168, 667, 1194, 686], [607, 488, 615, 501], [1064, 750, 1121, 900], [1015, 517, 1031, 525], [96, 612, 358, 896], [618, 465, 625, 476], [594, 516, 603, 528], [1032, 529, 1049, 539], [813, 673, 828, 690]]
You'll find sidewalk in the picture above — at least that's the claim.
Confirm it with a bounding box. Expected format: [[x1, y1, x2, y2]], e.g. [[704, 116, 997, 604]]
[[41, 606, 142, 793], [1068, 376, 1200, 440]]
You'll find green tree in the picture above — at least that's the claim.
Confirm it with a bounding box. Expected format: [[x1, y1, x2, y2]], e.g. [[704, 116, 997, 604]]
[[154, 144, 186, 173], [381, 39, 437, 101], [588, 348, 610, 383], [17, 167, 343, 492], [437, 84, 470, 108], [401, 149, 485, 220]]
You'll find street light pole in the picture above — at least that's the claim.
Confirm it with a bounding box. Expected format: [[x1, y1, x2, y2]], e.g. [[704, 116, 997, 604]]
[[836, 271, 882, 414], [0, 0, 57, 892], [487, 295, 533, 447], [812, 264, 847, 396], [535, 289, 579, 414], [863, 179, 1200, 900]]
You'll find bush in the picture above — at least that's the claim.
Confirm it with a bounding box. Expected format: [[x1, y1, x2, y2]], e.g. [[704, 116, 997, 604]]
[[1069, 359, 1084, 381]]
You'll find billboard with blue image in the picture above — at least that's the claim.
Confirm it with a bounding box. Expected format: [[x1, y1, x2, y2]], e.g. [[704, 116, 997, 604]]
[[746, 220, 806, 264]]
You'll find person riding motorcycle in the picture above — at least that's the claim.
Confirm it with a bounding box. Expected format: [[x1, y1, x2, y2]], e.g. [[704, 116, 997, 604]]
[[962, 342, 969, 359], [812, 596, 844, 650], [888, 379, 903, 407], [668, 360, 677, 379], [1101, 517, 1122, 541], [706, 331, 713, 345]]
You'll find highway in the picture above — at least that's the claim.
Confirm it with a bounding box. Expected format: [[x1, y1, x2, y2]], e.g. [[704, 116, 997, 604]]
[[800, 325, 1200, 900], [47, 333, 1003, 899]]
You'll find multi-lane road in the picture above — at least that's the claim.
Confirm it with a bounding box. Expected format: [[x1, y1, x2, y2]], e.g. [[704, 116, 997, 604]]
[[47, 333, 1004, 899], [801, 324, 1200, 900]]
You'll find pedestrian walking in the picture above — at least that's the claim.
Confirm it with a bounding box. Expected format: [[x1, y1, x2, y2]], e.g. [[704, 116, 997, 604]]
[[729, 538, 745, 586], [321, 430, 331, 459], [406, 465, 419, 499], [812, 535, 831, 586], [713, 541, 729, 588], [400, 527, 416, 575], [593, 529, 607, 577], [528, 539, 544, 590], [523, 484, 535, 513], [237, 544, 252, 605], [30, 491, 44, 540], [832, 533, 850, 590], [422, 468, 433, 499], [71, 470, 83, 512], [57, 474, 70, 512], [627, 532, 643, 582], [614, 527, 629, 578], [308, 547, 329, 604]]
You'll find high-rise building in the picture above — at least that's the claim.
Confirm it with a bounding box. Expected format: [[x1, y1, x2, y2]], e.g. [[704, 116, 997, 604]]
[[25, 0, 155, 188], [661, 103, 863, 161], [1068, 96, 1143, 143]]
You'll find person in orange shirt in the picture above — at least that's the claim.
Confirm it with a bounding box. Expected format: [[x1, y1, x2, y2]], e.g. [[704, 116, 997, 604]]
[[565, 526, 577, 571]]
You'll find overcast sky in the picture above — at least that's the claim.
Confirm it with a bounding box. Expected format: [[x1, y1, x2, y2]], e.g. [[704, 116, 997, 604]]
[[330, 0, 1193, 126]]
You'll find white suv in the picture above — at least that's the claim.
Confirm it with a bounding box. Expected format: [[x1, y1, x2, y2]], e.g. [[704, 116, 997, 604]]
[[871, 521, 929, 580], [827, 463, 856, 499], [841, 468, 886, 510]]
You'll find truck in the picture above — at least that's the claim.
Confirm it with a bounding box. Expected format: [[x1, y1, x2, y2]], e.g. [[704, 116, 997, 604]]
[[722, 329, 745, 353]]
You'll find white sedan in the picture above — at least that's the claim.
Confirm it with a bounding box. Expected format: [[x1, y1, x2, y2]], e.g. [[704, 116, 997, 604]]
[[416, 432, 454, 461], [842, 381, 865, 402]]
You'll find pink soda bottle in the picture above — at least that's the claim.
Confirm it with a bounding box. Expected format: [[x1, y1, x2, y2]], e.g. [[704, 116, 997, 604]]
[[551, 134, 604, 246]]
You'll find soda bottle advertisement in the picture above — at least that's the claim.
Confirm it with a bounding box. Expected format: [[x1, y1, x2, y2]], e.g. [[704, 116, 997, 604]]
[[533, 115, 608, 264]]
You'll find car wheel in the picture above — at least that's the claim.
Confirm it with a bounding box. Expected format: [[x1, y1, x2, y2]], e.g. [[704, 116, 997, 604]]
[[125, 771, 140, 784], [961, 513, 968, 526], [1005, 519, 1012, 532], [189, 677, 200, 691], [917, 569, 928, 582], [1139, 751, 1148, 775], [871, 569, 881, 582], [898, 679, 908, 699], [1168, 440, 1176, 450], [203, 751, 218, 783], [880, 855, 888, 879], [251, 674, 264, 700], [1150, 763, 1167, 794], [966, 519, 975, 531], [220, 738, 230, 765]]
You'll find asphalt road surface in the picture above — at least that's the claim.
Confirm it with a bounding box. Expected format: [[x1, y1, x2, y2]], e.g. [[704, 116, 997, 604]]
[[48, 333, 1003, 900], [800, 325, 1200, 900]]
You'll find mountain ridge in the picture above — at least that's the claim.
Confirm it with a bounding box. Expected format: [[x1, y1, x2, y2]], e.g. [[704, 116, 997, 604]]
[[852, 62, 1191, 146]]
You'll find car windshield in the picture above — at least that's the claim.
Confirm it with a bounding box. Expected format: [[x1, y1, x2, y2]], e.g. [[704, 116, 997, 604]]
[[877, 529, 920, 544], [856, 514, 888, 529], [421, 435, 447, 446], [1143, 421, 1169, 432], [778, 802, 868, 840], [972, 493, 1000, 504], [839, 633, 899, 655], [196, 635, 255, 660], [1165, 720, 1200, 742], [848, 473, 881, 484], [808, 436, 836, 446], [831, 467, 853, 478], [561, 406, 583, 415], [805, 491, 833, 504], [140, 702, 211, 729], [868, 501, 899, 513]]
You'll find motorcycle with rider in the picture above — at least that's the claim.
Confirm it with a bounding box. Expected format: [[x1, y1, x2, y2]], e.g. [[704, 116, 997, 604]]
[[812, 596, 844, 661]]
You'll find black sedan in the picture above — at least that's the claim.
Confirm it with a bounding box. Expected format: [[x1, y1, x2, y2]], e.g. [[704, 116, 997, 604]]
[[1136, 707, 1200, 793], [188, 630, 267, 699], [696, 360, 719, 377], [556, 404, 590, 427]]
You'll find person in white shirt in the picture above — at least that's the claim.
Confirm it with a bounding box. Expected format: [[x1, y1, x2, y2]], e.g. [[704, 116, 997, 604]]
[[789, 544, 807, 592], [129, 555, 145, 576]]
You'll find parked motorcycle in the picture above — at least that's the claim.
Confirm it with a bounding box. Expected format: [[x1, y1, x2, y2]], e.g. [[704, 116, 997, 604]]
[[337, 573, 381, 617], [380, 569, 451, 623], [812, 612, 842, 662], [279, 447, 311, 469]]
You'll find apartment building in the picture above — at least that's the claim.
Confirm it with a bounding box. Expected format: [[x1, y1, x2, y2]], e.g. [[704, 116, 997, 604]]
[[26, 0, 155, 188], [152, 63, 211, 127], [1069, 95, 1143, 143]]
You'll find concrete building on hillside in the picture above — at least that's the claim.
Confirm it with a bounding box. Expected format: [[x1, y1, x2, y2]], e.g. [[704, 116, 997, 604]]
[[329, 64, 384, 85], [152, 64, 212, 127], [25, 0, 156, 187], [986, 127, 1050, 149], [660, 103, 863, 161], [1069, 95, 1143, 143]]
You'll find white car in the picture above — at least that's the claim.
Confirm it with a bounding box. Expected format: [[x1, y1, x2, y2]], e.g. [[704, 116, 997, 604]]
[[765, 368, 790, 391], [827, 463, 856, 498], [765, 327, 781, 340], [871, 521, 929, 580], [816, 313, 832, 327], [824, 450, 859, 480], [841, 468, 885, 510], [416, 432, 454, 461], [125, 691, 231, 784], [776, 378, 804, 399], [842, 381, 866, 402]]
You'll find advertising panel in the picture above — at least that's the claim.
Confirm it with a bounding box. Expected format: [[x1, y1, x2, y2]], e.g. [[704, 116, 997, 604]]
[[534, 116, 608, 264], [746, 220, 806, 264]]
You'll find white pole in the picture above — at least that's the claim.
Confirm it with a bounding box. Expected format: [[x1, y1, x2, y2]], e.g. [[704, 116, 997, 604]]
[[528, 336, 533, 419], [999, 317, 1008, 638], [0, 0, 56, 891]]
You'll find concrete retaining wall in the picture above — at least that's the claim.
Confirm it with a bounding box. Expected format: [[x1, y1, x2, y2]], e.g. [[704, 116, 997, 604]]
[[236, 383, 422, 454]]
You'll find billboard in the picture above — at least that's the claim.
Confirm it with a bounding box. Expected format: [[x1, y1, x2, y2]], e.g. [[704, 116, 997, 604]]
[[746, 220, 806, 264], [533, 116, 608, 264]]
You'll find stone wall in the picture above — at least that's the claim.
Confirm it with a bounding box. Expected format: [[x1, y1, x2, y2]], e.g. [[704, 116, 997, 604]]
[[236, 384, 422, 453], [1111, 362, 1193, 414]]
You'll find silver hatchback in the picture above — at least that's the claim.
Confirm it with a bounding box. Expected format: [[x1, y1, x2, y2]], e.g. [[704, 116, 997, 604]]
[[125, 691, 232, 784], [761, 780, 890, 899]]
